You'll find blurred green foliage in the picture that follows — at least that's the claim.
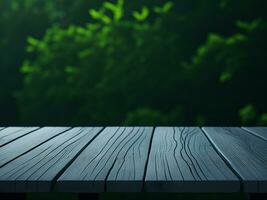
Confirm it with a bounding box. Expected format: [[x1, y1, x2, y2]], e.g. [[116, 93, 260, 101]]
[[0, 0, 267, 125]]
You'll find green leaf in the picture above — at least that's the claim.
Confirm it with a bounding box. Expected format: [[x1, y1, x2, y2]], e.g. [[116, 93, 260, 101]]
[[236, 19, 266, 32], [104, 2, 117, 12], [64, 66, 77, 74], [11, 1, 19, 11], [239, 104, 257, 124], [258, 113, 267, 125], [219, 71, 232, 83], [27, 37, 39, 46], [104, 0, 124, 21], [20, 62, 37, 74], [133, 6, 149, 21], [226, 33, 246, 45], [89, 9, 111, 24], [89, 9, 100, 19], [154, 1, 173, 14]]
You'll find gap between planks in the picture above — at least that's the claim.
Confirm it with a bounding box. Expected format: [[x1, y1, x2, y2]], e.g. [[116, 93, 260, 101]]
[[240, 127, 267, 141], [50, 127, 105, 191], [200, 127, 244, 192], [0, 127, 41, 147], [0, 127, 72, 168], [141, 126, 156, 192]]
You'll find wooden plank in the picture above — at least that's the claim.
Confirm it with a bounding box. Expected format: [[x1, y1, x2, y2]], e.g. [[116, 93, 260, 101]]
[[0, 127, 70, 168], [56, 127, 153, 192], [145, 127, 239, 192], [242, 127, 267, 141], [0, 127, 39, 147], [202, 127, 267, 192], [0, 127, 102, 192]]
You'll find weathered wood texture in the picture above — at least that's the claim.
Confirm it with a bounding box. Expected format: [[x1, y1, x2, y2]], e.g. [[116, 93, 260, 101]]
[[0, 127, 39, 147], [0, 126, 267, 193], [0, 127, 102, 192], [0, 127, 69, 167], [145, 127, 239, 192], [242, 127, 267, 141], [57, 127, 153, 192], [203, 127, 267, 192]]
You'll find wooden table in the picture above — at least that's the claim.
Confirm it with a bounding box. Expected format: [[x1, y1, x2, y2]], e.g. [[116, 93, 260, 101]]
[[0, 127, 266, 198]]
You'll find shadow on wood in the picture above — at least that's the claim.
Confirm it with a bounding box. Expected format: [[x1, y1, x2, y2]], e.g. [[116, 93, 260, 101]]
[[0, 193, 26, 200], [78, 193, 98, 200]]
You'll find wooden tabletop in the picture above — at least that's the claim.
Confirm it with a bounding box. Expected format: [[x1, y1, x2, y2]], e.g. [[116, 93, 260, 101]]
[[0, 127, 266, 193]]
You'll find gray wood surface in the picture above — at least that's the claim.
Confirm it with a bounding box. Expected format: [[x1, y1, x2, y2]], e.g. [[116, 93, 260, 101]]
[[203, 127, 267, 192], [242, 127, 267, 141], [56, 127, 153, 192], [0, 126, 266, 193], [0, 127, 39, 147], [0, 127, 69, 168], [0, 127, 102, 192], [145, 127, 239, 192]]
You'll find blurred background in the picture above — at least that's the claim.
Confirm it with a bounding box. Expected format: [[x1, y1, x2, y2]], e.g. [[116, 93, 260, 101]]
[[0, 0, 267, 126]]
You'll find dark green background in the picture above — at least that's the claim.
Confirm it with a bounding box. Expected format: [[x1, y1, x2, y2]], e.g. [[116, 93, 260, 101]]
[[0, 0, 267, 125], [1, 1, 266, 199]]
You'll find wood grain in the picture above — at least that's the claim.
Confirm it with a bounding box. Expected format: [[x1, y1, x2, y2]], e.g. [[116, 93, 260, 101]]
[[242, 127, 267, 141], [0, 127, 39, 147], [0, 127, 69, 168], [203, 127, 267, 192], [145, 127, 239, 192], [56, 127, 153, 192], [0, 127, 102, 192], [0, 126, 266, 193]]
